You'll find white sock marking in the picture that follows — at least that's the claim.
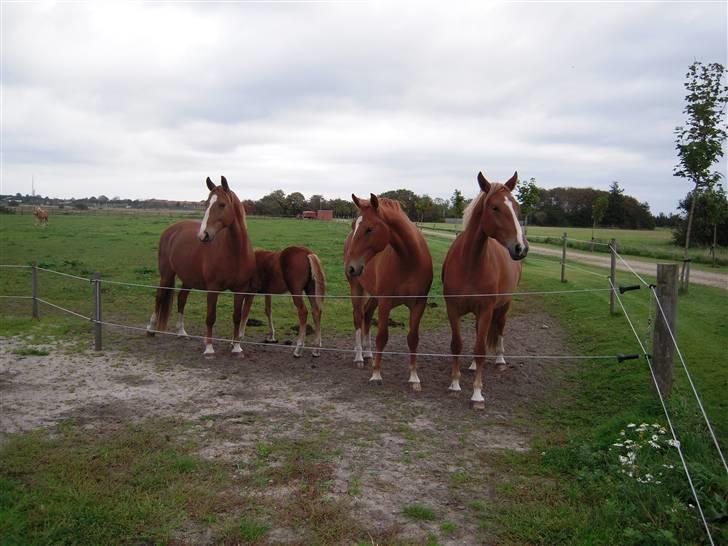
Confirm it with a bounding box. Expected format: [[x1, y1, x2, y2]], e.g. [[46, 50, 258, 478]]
[[471, 388, 485, 402], [147, 312, 157, 332], [203, 343, 215, 355], [354, 329, 363, 362], [449, 379, 461, 391], [408, 370, 420, 383], [370, 369, 382, 381], [231, 342, 242, 354]]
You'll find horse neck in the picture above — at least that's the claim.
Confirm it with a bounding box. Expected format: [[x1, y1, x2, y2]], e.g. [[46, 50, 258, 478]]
[[381, 210, 420, 259], [460, 202, 491, 267], [226, 206, 254, 261]]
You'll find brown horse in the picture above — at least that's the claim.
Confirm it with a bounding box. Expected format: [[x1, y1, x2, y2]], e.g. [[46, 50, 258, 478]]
[[147, 176, 257, 356], [34, 207, 48, 226], [344, 194, 433, 391], [254, 246, 326, 357], [442, 171, 528, 409]]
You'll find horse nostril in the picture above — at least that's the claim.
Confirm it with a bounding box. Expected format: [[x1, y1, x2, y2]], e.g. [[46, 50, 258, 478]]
[[347, 266, 355, 276], [515, 244, 523, 255]]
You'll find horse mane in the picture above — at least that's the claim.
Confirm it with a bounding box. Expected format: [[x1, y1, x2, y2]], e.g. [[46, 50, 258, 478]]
[[375, 197, 407, 223], [229, 190, 247, 229], [462, 183, 506, 231]]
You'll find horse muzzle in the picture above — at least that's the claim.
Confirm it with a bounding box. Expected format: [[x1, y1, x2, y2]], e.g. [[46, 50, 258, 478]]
[[198, 231, 212, 243], [345, 261, 364, 278], [509, 242, 529, 261]]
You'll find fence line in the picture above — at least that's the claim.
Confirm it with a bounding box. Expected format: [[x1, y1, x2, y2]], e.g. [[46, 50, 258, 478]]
[[609, 278, 715, 546], [651, 286, 728, 475], [1, 263, 612, 299], [610, 247, 651, 288], [567, 237, 611, 246]]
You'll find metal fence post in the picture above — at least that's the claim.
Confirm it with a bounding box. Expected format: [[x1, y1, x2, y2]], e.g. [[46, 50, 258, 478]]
[[653, 264, 677, 398], [93, 272, 102, 351], [560, 232, 567, 283], [32, 261, 39, 319], [609, 239, 617, 315]]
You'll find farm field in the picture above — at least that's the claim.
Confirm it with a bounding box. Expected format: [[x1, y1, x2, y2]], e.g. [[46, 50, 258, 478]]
[[1, 212, 726, 545], [419, 222, 728, 269]]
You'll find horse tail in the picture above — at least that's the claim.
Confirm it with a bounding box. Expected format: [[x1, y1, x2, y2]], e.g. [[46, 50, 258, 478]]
[[155, 278, 175, 332], [307, 253, 326, 310], [486, 314, 500, 353]]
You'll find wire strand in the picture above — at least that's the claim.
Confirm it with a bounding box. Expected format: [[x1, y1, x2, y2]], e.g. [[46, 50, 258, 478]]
[[609, 278, 715, 545], [36, 298, 91, 321], [610, 247, 650, 287], [36, 267, 90, 282]]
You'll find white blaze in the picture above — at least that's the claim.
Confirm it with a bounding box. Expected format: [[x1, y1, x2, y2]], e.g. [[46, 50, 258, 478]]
[[504, 198, 525, 248], [353, 215, 363, 236], [199, 194, 218, 238]]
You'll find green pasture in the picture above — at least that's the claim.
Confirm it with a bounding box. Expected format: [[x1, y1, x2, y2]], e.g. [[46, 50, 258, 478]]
[[1, 212, 726, 544], [419, 222, 728, 269]]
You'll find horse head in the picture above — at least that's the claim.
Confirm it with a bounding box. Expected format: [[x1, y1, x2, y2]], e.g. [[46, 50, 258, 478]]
[[474, 171, 529, 260], [198, 176, 242, 243], [344, 193, 391, 277]]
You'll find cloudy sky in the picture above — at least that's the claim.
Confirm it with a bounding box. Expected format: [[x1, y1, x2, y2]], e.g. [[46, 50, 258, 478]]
[[2, 1, 726, 214]]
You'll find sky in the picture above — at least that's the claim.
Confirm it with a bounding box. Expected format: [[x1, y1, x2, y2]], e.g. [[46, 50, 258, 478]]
[[1, 1, 726, 214]]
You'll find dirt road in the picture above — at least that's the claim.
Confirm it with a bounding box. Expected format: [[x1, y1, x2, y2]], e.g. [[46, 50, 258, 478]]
[[421, 229, 727, 290]]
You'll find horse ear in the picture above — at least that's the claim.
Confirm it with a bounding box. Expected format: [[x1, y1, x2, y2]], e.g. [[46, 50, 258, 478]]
[[206, 177, 215, 191], [352, 194, 362, 208], [505, 171, 518, 191], [477, 172, 490, 193], [220, 176, 230, 192], [370, 193, 379, 210]]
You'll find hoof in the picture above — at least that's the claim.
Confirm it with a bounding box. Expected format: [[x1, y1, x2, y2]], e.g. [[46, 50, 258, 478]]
[[448, 381, 461, 393], [312, 350, 321, 358], [470, 400, 486, 411], [293, 352, 302, 358], [231, 344, 243, 356], [410, 381, 422, 392], [264, 337, 278, 344], [496, 363, 507, 372], [468, 361, 477, 371], [369, 379, 383, 386], [146, 331, 155, 337], [203, 344, 215, 357]]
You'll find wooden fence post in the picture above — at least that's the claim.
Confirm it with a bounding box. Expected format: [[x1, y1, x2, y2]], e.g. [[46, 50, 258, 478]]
[[560, 232, 567, 283], [32, 261, 39, 319], [609, 239, 617, 315], [652, 264, 677, 398], [93, 272, 102, 351]]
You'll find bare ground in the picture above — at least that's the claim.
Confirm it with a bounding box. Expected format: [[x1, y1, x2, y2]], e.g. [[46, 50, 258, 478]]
[[1, 310, 574, 545]]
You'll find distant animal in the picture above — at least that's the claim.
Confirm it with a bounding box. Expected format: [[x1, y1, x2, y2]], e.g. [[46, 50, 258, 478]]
[[147, 176, 257, 356], [441, 171, 529, 409], [34, 207, 48, 226], [343, 194, 433, 391], [254, 246, 326, 357]]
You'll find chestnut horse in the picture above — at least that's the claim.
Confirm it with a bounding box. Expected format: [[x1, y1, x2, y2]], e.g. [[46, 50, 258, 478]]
[[147, 176, 257, 356], [442, 171, 529, 409], [344, 194, 433, 391], [34, 207, 48, 226], [254, 246, 326, 357]]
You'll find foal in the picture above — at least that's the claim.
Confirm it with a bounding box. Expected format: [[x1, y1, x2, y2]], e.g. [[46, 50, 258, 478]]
[[441, 171, 528, 409], [254, 246, 326, 357]]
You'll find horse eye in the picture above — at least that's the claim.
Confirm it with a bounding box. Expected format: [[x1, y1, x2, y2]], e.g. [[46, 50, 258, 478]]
[[492, 206, 499, 212], [365, 227, 373, 235], [219, 203, 226, 208]]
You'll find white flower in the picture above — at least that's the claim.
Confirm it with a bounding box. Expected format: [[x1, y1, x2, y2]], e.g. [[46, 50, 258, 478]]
[[651, 435, 659, 442], [627, 423, 636, 428], [613, 443, 624, 447], [648, 441, 661, 449], [667, 439, 681, 448]]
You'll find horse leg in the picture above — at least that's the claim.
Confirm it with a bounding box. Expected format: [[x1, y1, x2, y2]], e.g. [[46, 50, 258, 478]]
[[406, 300, 426, 392], [231, 293, 244, 355], [292, 292, 308, 357], [350, 284, 365, 367], [370, 299, 392, 384], [203, 291, 219, 356], [494, 304, 510, 371], [471, 309, 494, 410], [236, 294, 255, 355], [469, 315, 479, 371], [306, 292, 322, 357], [362, 298, 377, 363], [264, 295, 276, 342], [447, 304, 463, 392], [175, 287, 190, 337]]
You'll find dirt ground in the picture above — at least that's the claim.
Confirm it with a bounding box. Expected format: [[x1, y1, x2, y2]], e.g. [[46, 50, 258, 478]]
[[0, 310, 573, 545]]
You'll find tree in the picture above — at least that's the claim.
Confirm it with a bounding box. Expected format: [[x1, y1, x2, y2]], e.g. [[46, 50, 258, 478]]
[[591, 194, 608, 238], [603, 181, 625, 226], [674, 61, 728, 263], [516, 177, 539, 234], [285, 192, 306, 216], [704, 185, 728, 266], [451, 189, 465, 218], [308, 194, 325, 211]]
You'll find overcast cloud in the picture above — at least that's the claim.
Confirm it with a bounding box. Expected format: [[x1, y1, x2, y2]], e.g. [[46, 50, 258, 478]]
[[1, 1, 726, 213]]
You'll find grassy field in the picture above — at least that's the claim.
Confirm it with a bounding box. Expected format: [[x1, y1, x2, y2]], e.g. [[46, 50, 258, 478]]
[[419, 222, 728, 269], [1, 212, 727, 544]]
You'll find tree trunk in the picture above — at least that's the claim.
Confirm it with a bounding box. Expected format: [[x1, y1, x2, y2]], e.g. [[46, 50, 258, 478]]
[[524, 214, 528, 236], [712, 223, 718, 267], [683, 182, 699, 259]]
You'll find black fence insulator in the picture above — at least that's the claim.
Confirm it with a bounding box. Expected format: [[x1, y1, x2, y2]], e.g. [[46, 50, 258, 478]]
[[617, 353, 641, 363], [649, 283, 656, 289], [619, 284, 641, 294]]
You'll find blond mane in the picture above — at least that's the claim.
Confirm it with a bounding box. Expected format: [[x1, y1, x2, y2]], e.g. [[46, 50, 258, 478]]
[[462, 183, 505, 231]]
